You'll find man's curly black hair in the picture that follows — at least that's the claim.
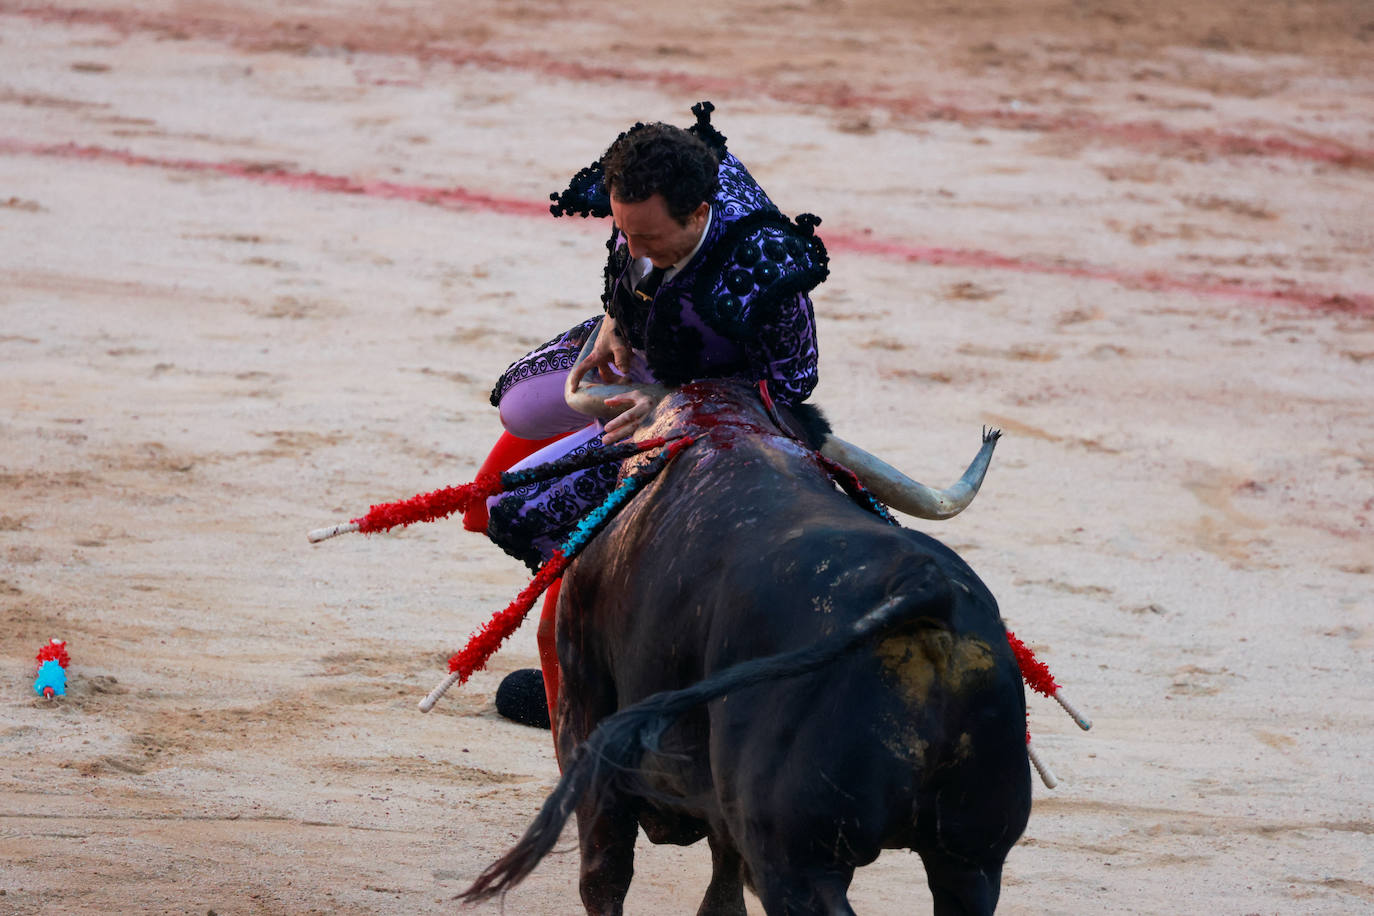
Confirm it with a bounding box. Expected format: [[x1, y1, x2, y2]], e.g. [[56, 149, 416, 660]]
[[600, 123, 721, 224]]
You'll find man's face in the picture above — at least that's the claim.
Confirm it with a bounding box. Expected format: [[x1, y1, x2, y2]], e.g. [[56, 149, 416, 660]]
[[609, 193, 709, 269]]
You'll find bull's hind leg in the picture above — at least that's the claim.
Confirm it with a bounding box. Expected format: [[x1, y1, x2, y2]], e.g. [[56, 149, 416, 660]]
[[917, 851, 1002, 916], [575, 794, 638, 916], [697, 833, 747, 916], [752, 867, 857, 916], [914, 754, 1030, 916]]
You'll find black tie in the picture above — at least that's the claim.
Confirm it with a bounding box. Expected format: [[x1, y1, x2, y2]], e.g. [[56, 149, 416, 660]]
[[634, 265, 667, 301]]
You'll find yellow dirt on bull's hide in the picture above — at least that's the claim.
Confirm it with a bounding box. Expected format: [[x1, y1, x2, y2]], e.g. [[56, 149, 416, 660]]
[[874, 632, 996, 764]]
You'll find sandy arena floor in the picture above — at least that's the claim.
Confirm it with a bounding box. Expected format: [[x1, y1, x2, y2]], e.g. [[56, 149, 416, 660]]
[[2, 1, 1372, 912]]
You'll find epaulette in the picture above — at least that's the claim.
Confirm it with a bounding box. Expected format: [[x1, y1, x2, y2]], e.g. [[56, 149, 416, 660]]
[[688, 101, 728, 156], [693, 211, 830, 340], [548, 159, 613, 219]]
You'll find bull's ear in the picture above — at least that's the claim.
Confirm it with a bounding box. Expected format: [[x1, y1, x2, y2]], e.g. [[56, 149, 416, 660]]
[[819, 430, 1000, 520]]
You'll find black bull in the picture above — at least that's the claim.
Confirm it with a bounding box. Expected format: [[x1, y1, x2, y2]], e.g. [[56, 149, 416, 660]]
[[463, 381, 1032, 915]]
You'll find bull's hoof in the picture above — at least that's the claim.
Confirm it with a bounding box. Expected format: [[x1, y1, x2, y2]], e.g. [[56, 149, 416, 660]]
[[494, 668, 551, 729]]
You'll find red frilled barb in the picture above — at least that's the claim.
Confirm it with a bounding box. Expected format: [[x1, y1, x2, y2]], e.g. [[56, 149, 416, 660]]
[[1006, 630, 1059, 698], [347, 436, 678, 537], [446, 550, 572, 682], [352, 472, 503, 535], [35, 638, 70, 669]]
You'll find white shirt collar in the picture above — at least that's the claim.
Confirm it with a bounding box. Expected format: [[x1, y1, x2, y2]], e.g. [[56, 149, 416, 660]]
[[667, 204, 712, 280]]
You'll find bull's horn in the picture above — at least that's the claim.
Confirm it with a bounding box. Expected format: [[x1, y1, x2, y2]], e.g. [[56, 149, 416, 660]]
[[566, 380, 670, 419], [820, 428, 1001, 520], [564, 320, 668, 418]]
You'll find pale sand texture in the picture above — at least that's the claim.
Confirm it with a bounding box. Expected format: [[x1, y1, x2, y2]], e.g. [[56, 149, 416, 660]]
[[2, 1, 1372, 913]]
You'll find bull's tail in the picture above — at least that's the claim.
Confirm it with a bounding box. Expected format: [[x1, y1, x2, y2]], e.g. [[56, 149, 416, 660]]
[[458, 589, 947, 904]]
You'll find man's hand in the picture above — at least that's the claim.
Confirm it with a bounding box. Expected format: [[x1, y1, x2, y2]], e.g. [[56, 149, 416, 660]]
[[600, 390, 657, 444], [568, 316, 632, 390], [565, 316, 661, 442]]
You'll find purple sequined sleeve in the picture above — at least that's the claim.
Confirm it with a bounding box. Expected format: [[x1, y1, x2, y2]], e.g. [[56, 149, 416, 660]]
[[745, 290, 819, 404]]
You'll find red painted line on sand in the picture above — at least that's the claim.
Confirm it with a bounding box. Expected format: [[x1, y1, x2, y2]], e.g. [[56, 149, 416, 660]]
[[6, 3, 1372, 170], [4, 137, 1370, 317], [821, 233, 1373, 316], [0, 138, 550, 218]]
